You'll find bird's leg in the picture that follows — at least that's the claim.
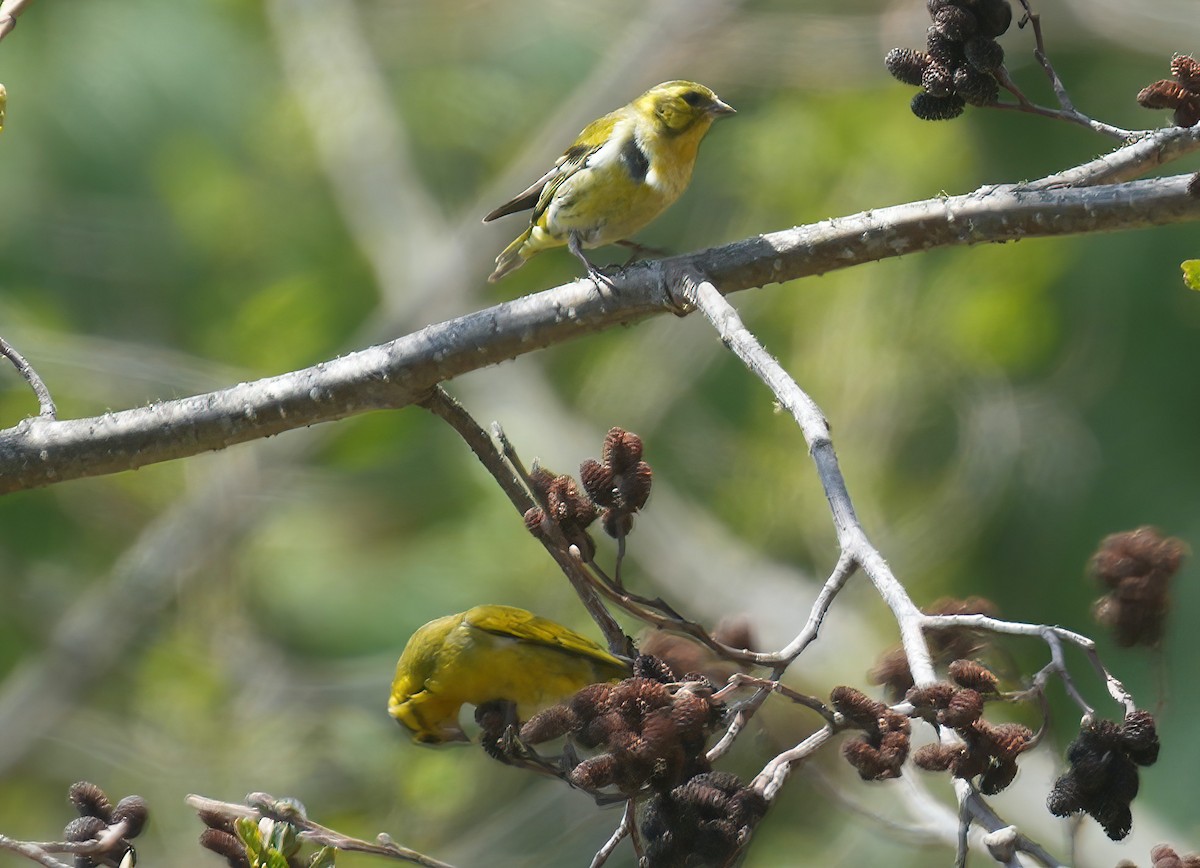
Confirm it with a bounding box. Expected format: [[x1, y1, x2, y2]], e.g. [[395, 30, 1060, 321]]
[[476, 700, 573, 778], [476, 700, 522, 762], [615, 239, 669, 265], [568, 232, 614, 287]]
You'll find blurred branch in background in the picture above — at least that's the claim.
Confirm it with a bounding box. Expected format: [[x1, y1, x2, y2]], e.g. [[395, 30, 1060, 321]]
[[0, 0, 34, 43]]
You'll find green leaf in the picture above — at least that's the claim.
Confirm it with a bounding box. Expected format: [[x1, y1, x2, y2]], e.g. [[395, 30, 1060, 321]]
[[236, 817, 266, 862], [308, 846, 337, 868], [1182, 260, 1200, 291]]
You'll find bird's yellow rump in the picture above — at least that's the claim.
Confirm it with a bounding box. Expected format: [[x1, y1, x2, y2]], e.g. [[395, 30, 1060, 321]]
[[388, 604, 630, 744], [483, 80, 734, 283]]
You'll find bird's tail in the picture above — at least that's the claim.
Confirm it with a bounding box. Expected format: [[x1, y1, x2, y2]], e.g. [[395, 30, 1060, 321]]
[[487, 230, 531, 283]]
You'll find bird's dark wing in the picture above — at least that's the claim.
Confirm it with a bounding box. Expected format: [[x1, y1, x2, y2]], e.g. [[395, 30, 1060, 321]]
[[482, 111, 619, 222]]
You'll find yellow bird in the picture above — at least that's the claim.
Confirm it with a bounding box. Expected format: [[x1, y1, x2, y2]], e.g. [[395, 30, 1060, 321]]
[[483, 80, 735, 283], [388, 605, 630, 744]]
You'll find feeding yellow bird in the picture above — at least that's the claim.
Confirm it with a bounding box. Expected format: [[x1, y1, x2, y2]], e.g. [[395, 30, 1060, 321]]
[[483, 80, 735, 283], [388, 605, 631, 744]]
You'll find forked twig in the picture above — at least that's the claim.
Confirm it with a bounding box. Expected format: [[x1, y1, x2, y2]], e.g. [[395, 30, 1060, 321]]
[[0, 337, 57, 419]]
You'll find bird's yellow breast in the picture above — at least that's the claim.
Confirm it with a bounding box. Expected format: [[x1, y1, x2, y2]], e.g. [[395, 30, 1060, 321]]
[[537, 112, 713, 249]]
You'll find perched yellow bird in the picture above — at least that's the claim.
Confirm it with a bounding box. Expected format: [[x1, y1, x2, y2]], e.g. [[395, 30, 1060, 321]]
[[388, 604, 630, 744], [483, 80, 735, 283]]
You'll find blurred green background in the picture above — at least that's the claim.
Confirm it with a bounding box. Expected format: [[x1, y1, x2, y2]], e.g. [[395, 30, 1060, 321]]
[[0, 0, 1197, 865]]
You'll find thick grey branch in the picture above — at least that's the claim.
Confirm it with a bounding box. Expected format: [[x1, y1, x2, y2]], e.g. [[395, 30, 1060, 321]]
[[2, 171, 1198, 493]]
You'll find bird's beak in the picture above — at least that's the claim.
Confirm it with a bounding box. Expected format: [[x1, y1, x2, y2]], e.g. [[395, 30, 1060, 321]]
[[709, 98, 736, 117]]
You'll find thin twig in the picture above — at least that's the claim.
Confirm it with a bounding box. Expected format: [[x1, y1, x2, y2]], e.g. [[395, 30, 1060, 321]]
[[590, 802, 634, 868], [983, 0, 1141, 139], [418, 386, 628, 653], [1027, 125, 1200, 189], [186, 794, 457, 868], [0, 821, 134, 868], [751, 725, 834, 801], [0, 337, 57, 419], [683, 276, 1066, 863], [679, 276, 937, 684], [706, 551, 859, 760], [711, 673, 833, 722], [921, 613, 1135, 714], [0, 0, 35, 42], [0, 835, 73, 868], [955, 787, 972, 868]]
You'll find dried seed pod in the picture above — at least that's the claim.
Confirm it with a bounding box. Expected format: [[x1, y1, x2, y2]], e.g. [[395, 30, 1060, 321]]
[[618, 460, 653, 510], [878, 729, 911, 768], [602, 428, 644, 472], [926, 29, 966, 67], [610, 677, 673, 719], [633, 654, 678, 683], [939, 688, 984, 728], [546, 475, 597, 527], [914, 743, 959, 771], [570, 682, 614, 717], [979, 757, 1019, 794], [199, 828, 251, 868], [68, 782, 114, 822], [520, 704, 579, 744], [974, 0, 1013, 38], [1090, 527, 1187, 646], [948, 659, 999, 693], [933, 5, 977, 41], [964, 37, 1005, 73], [527, 465, 558, 502], [907, 682, 957, 711], [881, 709, 912, 736], [911, 92, 966, 120], [982, 722, 1034, 761], [670, 689, 720, 740], [1091, 527, 1187, 586], [1171, 55, 1200, 92], [870, 647, 914, 699], [64, 815, 107, 842], [950, 743, 990, 779], [953, 64, 1000, 105], [580, 709, 626, 749], [579, 458, 616, 507], [830, 686, 886, 731], [922, 62, 956, 98], [196, 808, 235, 834], [1120, 710, 1161, 766], [1138, 80, 1195, 110], [843, 739, 899, 780], [885, 47, 931, 86], [112, 796, 149, 838], [1174, 103, 1200, 128], [601, 508, 634, 539], [570, 754, 619, 789]]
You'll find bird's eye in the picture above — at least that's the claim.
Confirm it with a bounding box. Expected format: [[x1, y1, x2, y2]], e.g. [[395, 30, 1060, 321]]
[[681, 90, 705, 107]]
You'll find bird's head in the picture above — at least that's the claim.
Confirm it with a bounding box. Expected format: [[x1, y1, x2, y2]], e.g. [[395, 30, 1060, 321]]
[[638, 80, 735, 135]]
